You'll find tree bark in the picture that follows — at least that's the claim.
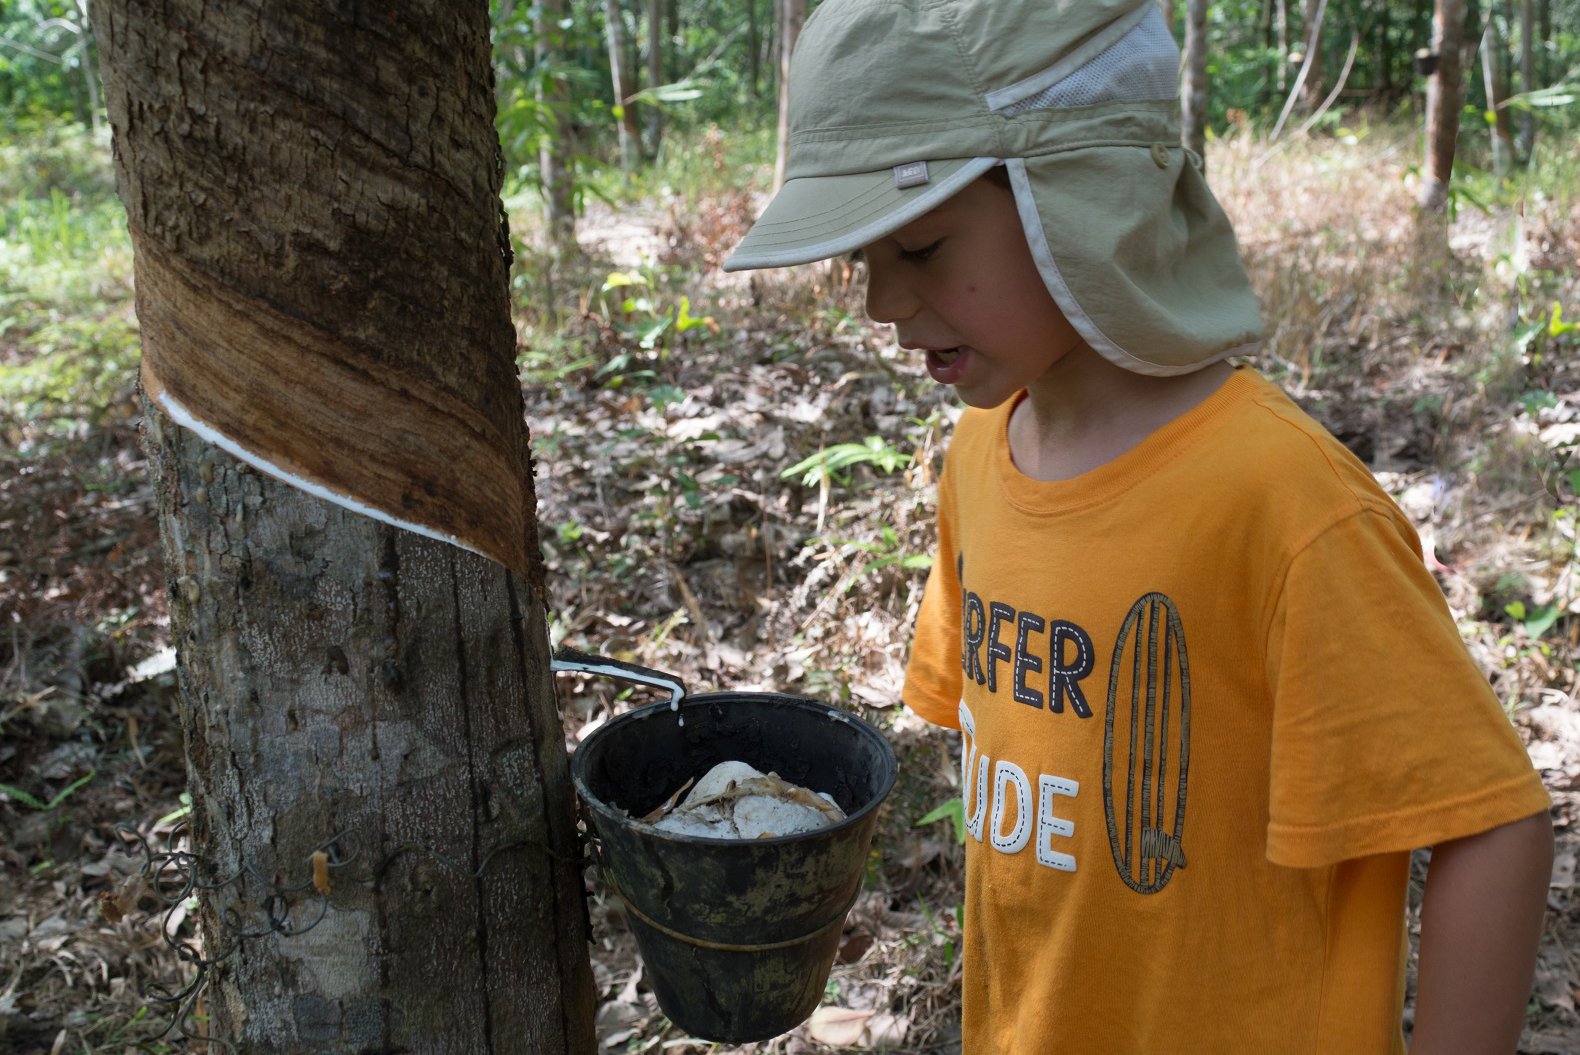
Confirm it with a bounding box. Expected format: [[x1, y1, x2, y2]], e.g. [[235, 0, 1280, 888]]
[[1517, 0, 1535, 158], [773, 0, 806, 192], [1276, 0, 1289, 92], [605, 0, 642, 173], [1181, 0, 1209, 164], [1421, 0, 1468, 210], [1299, 0, 1326, 111], [748, 0, 761, 97], [646, 0, 664, 153], [1481, 18, 1513, 175], [538, 0, 578, 246], [91, 1, 598, 1050]]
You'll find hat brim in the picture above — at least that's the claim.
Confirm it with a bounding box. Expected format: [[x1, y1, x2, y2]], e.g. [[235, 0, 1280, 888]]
[[723, 156, 1000, 271]]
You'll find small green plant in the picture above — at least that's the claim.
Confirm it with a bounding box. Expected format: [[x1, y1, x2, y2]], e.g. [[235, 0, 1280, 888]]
[[781, 436, 913, 531], [597, 268, 717, 358], [818, 525, 933, 592], [916, 795, 966, 844], [0, 769, 96, 811], [1504, 600, 1562, 640]]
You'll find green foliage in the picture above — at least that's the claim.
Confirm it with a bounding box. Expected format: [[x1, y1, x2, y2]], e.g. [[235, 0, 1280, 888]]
[[598, 267, 717, 356], [1, 124, 137, 454], [781, 436, 912, 488], [916, 795, 966, 844], [0, 769, 95, 811], [0, 0, 99, 132]]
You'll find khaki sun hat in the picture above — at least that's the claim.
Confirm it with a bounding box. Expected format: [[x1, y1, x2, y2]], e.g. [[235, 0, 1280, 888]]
[[724, 0, 1264, 375]]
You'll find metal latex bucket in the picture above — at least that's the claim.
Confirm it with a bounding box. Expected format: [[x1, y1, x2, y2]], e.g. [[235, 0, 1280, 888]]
[[560, 654, 897, 1044]]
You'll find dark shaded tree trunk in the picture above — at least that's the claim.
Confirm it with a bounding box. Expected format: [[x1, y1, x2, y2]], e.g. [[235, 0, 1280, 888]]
[[91, 1, 598, 1050], [1421, 0, 1468, 209], [773, 0, 806, 191], [1182, 0, 1209, 163], [539, 0, 579, 247]]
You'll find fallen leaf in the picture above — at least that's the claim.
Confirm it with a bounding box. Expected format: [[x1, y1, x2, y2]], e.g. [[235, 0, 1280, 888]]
[[807, 1006, 872, 1046], [837, 929, 875, 964], [807, 1006, 909, 1048]]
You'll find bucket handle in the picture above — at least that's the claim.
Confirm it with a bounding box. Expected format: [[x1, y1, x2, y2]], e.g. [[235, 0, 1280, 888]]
[[550, 646, 688, 709]]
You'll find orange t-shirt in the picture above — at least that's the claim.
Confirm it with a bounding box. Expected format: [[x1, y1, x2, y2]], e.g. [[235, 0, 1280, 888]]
[[902, 367, 1550, 1054]]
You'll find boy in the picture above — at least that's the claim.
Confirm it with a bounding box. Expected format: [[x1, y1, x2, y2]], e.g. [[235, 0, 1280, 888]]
[[724, 1, 1554, 1052]]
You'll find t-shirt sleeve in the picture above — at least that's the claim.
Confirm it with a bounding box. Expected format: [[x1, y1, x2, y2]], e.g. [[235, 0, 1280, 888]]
[[902, 467, 964, 730], [1264, 505, 1550, 868]]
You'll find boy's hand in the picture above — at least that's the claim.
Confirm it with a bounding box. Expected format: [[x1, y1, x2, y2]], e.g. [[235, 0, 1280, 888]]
[[1411, 809, 1555, 1054]]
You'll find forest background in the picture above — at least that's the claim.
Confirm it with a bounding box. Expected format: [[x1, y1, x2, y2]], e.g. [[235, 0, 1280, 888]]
[[2, 0, 1580, 1051]]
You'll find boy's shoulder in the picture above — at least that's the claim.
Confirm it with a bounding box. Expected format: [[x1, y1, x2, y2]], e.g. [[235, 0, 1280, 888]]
[[948, 368, 1410, 534], [1211, 370, 1400, 515]]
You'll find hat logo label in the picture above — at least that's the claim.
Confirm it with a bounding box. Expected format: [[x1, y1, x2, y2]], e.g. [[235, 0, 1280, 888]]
[[892, 161, 930, 189]]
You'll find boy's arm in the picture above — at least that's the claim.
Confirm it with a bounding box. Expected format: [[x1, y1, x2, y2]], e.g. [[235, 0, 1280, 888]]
[[1410, 809, 1554, 1054]]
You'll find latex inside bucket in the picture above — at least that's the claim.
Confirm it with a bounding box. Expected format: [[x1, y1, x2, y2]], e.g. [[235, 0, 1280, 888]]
[[571, 691, 898, 1043]]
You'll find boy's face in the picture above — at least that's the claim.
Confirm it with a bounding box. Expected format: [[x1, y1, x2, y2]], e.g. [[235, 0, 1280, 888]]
[[859, 174, 1084, 409]]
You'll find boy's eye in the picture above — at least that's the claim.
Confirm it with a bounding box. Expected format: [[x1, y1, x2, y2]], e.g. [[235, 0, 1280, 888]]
[[846, 249, 865, 264], [899, 239, 942, 262]]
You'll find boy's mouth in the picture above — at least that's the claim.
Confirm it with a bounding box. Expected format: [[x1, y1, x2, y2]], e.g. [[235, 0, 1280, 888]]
[[926, 346, 970, 384]]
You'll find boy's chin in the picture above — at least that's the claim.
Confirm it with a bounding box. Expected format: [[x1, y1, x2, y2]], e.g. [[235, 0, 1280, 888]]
[[951, 385, 1019, 411]]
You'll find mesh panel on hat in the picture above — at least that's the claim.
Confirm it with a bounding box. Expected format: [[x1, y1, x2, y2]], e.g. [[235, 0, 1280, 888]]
[[998, 6, 1179, 115]]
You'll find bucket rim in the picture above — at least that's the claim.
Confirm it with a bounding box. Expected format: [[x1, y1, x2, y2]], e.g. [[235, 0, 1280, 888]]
[[569, 691, 899, 848]]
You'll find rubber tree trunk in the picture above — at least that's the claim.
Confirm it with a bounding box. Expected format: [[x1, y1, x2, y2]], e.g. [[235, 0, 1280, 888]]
[[1480, 19, 1513, 175], [1517, 0, 1536, 159], [1420, 0, 1468, 210], [90, 1, 598, 1051], [749, 0, 761, 96], [772, 0, 806, 192], [1300, 0, 1325, 110], [605, 0, 642, 173], [1275, 0, 1290, 91], [538, 0, 579, 247], [646, 0, 664, 154], [1181, 0, 1209, 165]]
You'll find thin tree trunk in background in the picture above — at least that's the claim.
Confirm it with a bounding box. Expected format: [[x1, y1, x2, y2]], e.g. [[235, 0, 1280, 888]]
[[1421, 0, 1468, 210], [646, 0, 663, 153], [1481, 19, 1512, 175], [538, 0, 578, 247], [773, 0, 806, 192], [1538, 0, 1551, 81], [1157, 0, 1176, 30], [748, 0, 760, 97], [605, 0, 641, 173], [1181, 0, 1209, 164], [1518, 0, 1535, 158], [1276, 0, 1290, 91], [667, 0, 679, 74], [1300, 0, 1325, 111], [1376, 2, 1394, 98], [91, 1, 598, 1049]]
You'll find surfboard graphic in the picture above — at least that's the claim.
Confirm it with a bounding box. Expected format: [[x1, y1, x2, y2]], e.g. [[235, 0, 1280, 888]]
[[1102, 592, 1191, 894]]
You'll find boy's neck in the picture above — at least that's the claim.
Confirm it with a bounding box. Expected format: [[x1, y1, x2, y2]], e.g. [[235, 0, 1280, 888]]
[[1007, 348, 1235, 483]]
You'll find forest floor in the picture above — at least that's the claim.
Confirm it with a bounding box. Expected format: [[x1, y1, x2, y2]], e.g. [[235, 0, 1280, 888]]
[[3, 121, 1579, 1053]]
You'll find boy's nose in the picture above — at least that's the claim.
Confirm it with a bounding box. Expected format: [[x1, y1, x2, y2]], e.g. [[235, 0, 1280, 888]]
[[862, 260, 918, 325]]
